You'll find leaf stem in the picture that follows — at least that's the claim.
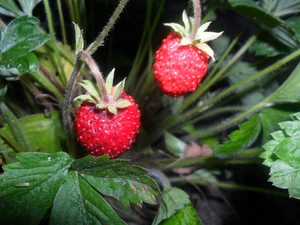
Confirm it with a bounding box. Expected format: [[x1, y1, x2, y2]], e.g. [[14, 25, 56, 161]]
[[57, 0, 67, 44], [77, 50, 108, 102], [169, 177, 287, 197], [190, 0, 201, 40], [43, 0, 67, 86], [0, 103, 30, 152]]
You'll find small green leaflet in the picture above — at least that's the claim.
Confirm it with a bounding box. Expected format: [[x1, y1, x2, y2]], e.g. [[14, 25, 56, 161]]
[[0, 152, 160, 224], [213, 114, 261, 156], [261, 112, 300, 199], [0, 16, 50, 80], [152, 187, 202, 225]]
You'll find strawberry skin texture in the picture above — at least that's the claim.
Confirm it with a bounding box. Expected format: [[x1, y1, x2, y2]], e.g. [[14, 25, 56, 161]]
[[73, 93, 141, 158], [154, 32, 210, 97]]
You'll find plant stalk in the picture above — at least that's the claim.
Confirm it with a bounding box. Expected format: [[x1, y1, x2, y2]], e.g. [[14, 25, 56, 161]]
[[190, 0, 201, 40]]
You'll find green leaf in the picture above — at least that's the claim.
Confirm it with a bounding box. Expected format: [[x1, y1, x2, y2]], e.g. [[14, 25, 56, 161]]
[[152, 187, 198, 225], [266, 63, 300, 104], [262, 0, 300, 17], [0, 16, 50, 80], [228, 0, 300, 49], [18, 0, 42, 16], [214, 114, 261, 156], [160, 204, 203, 225], [0, 152, 72, 225], [286, 16, 300, 42], [50, 171, 126, 225], [71, 155, 160, 206], [0, 52, 39, 80], [164, 132, 187, 157], [74, 22, 84, 54], [261, 112, 300, 198], [0, 0, 24, 17], [259, 105, 299, 144], [0, 111, 65, 154]]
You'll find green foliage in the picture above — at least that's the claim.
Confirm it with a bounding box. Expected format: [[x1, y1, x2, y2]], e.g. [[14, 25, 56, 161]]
[[152, 187, 202, 225], [214, 114, 261, 156], [0, 0, 41, 17], [71, 155, 160, 206], [261, 112, 300, 199], [164, 132, 186, 157], [0, 153, 161, 224], [228, 0, 300, 49], [0, 16, 50, 80]]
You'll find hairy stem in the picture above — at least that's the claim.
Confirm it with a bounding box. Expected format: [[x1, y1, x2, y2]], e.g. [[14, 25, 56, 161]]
[[86, 0, 130, 55], [190, 0, 201, 40], [78, 50, 108, 102], [62, 0, 130, 155]]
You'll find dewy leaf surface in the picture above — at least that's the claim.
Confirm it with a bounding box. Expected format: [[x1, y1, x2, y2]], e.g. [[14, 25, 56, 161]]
[[214, 114, 261, 156], [152, 187, 194, 225], [50, 171, 126, 225], [0, 16, 50, 80], [71, 155, 160, 206], [261, 112, 300, 199], [0, 152, 72, 225]]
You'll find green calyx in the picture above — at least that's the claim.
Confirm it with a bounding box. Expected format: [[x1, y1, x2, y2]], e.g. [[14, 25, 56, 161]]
[[74, 68, 133, 114], [164, 10, 223, 61]]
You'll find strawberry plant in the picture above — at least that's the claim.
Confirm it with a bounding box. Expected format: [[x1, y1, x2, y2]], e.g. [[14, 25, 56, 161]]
[[0, 0, 300, 224]]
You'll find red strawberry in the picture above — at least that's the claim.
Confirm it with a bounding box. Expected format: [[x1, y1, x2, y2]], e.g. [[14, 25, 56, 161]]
[[73, 66, 141, 158], [74, 92, 140, 158], [154, 10, 223, 97]]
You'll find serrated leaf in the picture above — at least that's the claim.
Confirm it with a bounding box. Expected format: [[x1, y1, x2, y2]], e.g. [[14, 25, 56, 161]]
[[71, 155, 160, 206], [164, 132, 186, 158], [262, 112, 300, 198], [228, 0, 300, 49], [73, 22, 84, 54], [160, 204, 202, 225], [262, 0, 300, 17], [50, 171, 126, 225], [152, 187, 193, 225], [259, 105, 299, 144], [214, 114, 261, 156], [265, 63, 300, 104], [249, 36, 288, 57], [0, 152, 72, 225]]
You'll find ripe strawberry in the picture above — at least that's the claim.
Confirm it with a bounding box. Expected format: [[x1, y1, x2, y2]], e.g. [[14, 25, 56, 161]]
[[154, 10, 223, 97], [73, 68, 141, 158]]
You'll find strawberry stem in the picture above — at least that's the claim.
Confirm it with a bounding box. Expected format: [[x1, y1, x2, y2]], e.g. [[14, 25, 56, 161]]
[[190, 0, 201, 40], [78, 50, 109, 103]]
